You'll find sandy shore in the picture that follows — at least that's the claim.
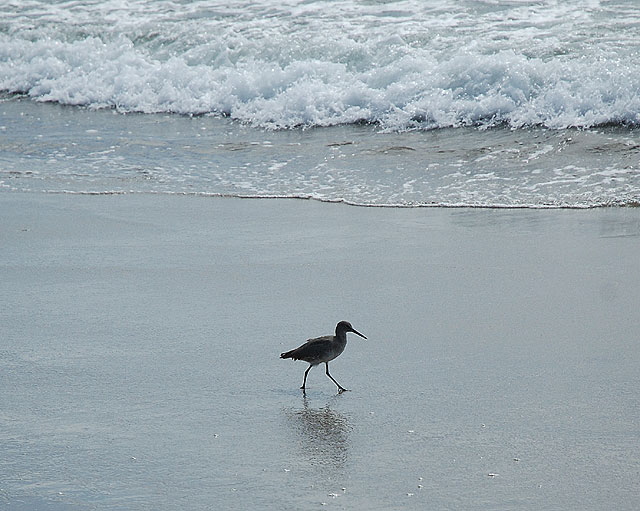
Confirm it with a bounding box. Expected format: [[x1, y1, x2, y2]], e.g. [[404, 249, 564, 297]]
[[2, 192, 639, 510], [4, 192, 639, 354]]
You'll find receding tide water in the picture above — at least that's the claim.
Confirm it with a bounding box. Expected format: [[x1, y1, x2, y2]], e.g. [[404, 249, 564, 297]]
[[2, 98, 640, 207], [1, 1, 640, 509]]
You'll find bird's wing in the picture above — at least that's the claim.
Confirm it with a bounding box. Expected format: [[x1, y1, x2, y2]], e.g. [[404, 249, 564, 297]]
[[291, 335, 332, 360]]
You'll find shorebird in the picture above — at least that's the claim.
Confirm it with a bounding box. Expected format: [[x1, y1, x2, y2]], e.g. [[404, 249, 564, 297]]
[[280, 321, 367, 393]]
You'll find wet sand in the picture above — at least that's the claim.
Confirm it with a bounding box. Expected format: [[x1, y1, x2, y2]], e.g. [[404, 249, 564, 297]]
[[1, 192, 639, 510]]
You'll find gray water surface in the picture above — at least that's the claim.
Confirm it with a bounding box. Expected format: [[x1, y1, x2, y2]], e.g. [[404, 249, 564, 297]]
[[2, 98, 640, 207]]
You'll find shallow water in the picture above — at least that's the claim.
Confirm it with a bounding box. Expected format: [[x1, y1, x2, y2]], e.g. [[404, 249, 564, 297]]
[[1, 194, 639, 510], [2, 98, 639, 207]]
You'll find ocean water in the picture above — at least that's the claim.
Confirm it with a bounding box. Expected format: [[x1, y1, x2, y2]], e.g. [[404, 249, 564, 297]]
[[1, 0, 640, 207]]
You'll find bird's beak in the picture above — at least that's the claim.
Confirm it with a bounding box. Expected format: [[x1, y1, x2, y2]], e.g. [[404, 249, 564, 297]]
[[352, 328, 367, 339]]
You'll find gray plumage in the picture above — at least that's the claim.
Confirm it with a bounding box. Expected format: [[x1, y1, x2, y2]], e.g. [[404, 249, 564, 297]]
[[280, 321, 367, 393]]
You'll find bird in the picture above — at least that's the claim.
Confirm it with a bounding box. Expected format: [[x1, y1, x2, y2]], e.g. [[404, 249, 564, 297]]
[[280, 321, 367, 393]]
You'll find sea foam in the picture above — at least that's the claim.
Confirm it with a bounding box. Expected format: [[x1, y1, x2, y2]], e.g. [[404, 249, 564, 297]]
[[1, 0, 639, 130]]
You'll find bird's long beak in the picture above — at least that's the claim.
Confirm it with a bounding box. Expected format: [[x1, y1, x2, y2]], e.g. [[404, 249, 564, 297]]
[[352, 328, 367, 339]]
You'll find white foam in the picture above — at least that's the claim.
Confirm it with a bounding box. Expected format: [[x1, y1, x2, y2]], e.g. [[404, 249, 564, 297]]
[[2, 1, 640, 130]]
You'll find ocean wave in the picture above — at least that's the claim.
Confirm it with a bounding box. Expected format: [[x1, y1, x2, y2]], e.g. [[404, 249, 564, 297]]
[[2, 0, 640, 131], [2, 34, 639, 131]]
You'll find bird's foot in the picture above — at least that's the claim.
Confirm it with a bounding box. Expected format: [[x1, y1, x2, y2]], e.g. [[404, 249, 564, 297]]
[[337, 387, 349, 394]]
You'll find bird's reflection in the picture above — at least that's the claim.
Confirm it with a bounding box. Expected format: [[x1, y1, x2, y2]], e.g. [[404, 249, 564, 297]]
[[284, 393, 351, 468]]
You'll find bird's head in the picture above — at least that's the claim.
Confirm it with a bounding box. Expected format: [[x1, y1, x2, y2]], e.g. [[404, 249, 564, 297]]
[[336, 321, 367, 339]]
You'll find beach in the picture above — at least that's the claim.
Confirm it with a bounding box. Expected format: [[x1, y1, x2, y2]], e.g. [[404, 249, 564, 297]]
[[2, 192, 639, 510], [2, 2, 640, 507]]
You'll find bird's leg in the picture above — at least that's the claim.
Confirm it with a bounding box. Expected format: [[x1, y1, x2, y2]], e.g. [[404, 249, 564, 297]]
[[301, 364, 312, 390], [325, 362, 348, 393]]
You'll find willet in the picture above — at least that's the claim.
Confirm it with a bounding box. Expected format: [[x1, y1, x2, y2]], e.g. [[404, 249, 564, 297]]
[[280, 321, 367, 393]]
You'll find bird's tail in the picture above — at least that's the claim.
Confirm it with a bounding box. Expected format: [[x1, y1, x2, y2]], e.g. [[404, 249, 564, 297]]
[[280, 349, 295, 359]]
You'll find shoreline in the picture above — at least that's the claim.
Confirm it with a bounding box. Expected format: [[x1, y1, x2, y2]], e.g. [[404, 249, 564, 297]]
[[7, 189, 639, 209]]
